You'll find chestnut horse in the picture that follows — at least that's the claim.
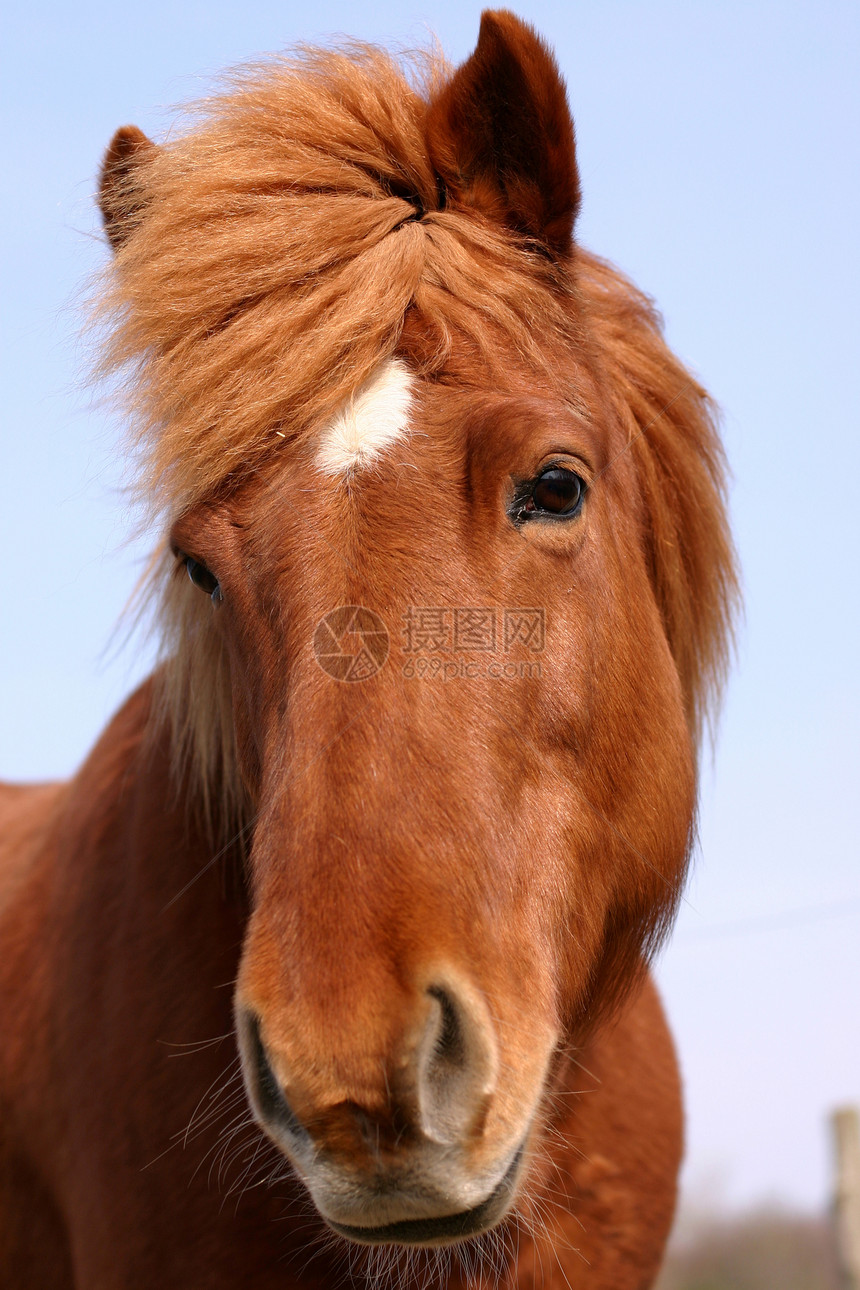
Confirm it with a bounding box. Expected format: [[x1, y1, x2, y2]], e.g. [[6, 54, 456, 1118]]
[[0, 12, 736, 1288]]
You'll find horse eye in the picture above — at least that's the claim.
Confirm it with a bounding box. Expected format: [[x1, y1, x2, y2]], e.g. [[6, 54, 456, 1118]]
[[185, 556, 222, 604], [520, 467, 586, 520]]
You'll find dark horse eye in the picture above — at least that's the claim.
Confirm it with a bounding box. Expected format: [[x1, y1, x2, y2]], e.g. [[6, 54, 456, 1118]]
[[517, 466, 586, 521], [185, 556, 222, 604]]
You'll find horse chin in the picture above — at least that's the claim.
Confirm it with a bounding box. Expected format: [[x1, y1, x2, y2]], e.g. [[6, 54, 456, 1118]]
[[317, 1146, 525, 1248]]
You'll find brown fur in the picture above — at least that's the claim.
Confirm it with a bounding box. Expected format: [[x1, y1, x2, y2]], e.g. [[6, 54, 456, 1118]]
[[1, 11, 737, 1287]]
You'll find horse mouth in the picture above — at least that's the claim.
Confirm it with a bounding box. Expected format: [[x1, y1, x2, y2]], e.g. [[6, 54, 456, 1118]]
[[325, 1147, 524, 1246]]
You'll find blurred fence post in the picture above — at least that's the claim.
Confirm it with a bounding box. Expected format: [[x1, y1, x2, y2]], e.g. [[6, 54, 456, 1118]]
[[833, 1106, 860, 1290]]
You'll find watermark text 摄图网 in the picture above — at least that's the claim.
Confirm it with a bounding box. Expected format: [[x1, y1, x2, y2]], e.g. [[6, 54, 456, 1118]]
[[401, 606, 545, 656], [402, 606, 544, 681], [313, 605, 545, 683]]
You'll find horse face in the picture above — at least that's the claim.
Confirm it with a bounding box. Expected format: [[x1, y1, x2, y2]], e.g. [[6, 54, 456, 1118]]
[[99, 6, 723, 1250], [169, 347, 695, 1243]]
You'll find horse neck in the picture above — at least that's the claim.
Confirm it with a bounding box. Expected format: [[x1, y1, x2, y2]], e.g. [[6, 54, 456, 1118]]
[[54, 677, 246, 930], [20, 680, 249, 1154]]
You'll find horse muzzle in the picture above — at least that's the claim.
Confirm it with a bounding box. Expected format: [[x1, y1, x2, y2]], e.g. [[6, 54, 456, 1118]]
[[234, 975, 539, 1244]]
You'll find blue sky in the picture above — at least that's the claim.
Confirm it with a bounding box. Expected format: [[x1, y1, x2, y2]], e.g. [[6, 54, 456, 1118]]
[[2, 0, 858, 1214]]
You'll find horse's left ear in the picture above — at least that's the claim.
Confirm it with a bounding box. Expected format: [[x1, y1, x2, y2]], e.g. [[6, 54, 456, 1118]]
[[425, 10, 580, 258], [99, 125, 157, 251]]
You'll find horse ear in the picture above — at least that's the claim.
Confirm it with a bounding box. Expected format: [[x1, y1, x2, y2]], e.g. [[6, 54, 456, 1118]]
[[99, 125, 157, 251], [425, 10, 580, 257]]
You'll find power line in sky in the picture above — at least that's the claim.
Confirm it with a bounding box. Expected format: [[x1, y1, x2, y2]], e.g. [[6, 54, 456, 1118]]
[[673, 896, 860, 944]]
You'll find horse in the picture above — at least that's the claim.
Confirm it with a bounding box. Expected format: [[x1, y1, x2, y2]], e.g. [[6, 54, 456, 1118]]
[[0, 11, 737, 1287]]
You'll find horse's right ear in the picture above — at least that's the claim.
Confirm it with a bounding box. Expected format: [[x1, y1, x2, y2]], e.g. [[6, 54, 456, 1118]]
[[99, 125, 157, 251]]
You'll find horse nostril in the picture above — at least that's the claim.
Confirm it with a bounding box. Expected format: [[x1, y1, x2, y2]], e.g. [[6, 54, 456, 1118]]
[[418, 981, 498, 1145], [237, 1008, 311, 1150], [427, 985, 467, 1072]]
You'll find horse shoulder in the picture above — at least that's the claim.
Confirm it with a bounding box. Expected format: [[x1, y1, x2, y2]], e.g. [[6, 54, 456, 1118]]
[[0, 687, 158, 1287], [523, 972, 682, 1287], [0, 780, 66, 908]]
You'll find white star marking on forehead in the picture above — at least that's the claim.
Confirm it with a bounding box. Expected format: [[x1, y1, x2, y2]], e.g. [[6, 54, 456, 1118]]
[[316, 359, 413, 477]]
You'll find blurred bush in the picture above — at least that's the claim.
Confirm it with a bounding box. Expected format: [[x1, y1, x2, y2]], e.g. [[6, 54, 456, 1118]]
[[655, 1206, 841, 1290]]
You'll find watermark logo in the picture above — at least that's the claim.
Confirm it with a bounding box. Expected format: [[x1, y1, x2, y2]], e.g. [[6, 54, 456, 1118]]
[[313, 605, 390, 682], [314, 606, 545, 683]]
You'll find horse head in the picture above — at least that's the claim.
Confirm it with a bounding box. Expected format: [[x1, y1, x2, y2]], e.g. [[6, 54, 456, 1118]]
[[97, 10, 734, 1247]]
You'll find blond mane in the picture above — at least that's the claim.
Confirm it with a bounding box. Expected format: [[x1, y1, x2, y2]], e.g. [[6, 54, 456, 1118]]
[[97, 41, 737, 830]]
